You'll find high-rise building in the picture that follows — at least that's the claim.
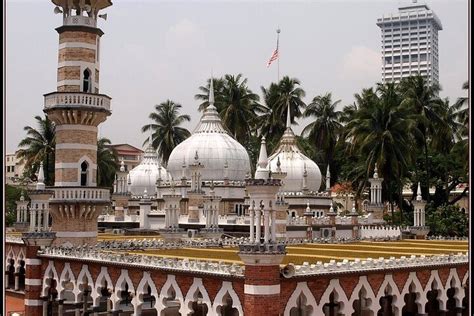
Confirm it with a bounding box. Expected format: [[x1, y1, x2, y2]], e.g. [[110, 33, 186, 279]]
[[377, 3, 442, 85]]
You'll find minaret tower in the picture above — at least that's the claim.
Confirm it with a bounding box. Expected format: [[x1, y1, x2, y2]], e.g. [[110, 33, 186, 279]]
[[44, 0, 113, 246]]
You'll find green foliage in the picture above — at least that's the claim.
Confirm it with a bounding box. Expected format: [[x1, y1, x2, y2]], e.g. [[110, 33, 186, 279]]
[[142, 100, 191, 165], [5, 185, 25, 227], [97, 138, 119, 188], [426, 204, 468, 237]]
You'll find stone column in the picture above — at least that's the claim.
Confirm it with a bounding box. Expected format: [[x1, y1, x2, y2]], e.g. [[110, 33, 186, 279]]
[[14, 272, 20, 291], [23, 244, 43, 316], [264, 209, 270, 244], [43, 209, 49, 229], [205, 207, 211, 228], [139, 199, 151, 229], [16, 208, 20, 222], [239, 245, 286, 316], [249, 207, 255, 243], [30, 210, 36, 231], [255, 208, 261, 244], [271, 210, 276, 242], [42, 297, 49, 316], [58, 300, 64, 316]]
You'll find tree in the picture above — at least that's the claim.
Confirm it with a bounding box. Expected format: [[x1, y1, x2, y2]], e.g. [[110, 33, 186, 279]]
[[195, 74, 262, 144], [5, 185, 25, 227], [302, 92, 342, 176], [345, 82, 414, 219], [275, 76, 306, 126], [17, 115, 56, 186], [426, 204, 468, 237], [142, 100, 191, 165], [399, 75, 444, 202], [97, 138, 118, 188]]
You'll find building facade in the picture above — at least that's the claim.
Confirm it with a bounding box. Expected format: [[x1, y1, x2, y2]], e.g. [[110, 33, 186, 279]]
[[377, 3, 442, 85]]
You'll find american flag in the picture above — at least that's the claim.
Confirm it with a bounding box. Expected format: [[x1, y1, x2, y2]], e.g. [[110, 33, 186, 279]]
[[267, 48, 279, 67]]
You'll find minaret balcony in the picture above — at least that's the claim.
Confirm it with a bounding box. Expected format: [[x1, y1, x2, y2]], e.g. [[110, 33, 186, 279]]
[[48, 187, 111, 203], [63, 15, 97, 28], [44, 92, 111, 112]]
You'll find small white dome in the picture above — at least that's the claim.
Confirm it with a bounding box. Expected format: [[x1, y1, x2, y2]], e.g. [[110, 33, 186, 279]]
[[268, 128, 321, 192], [129, 145, 171, 196], [167, 104, 251, 182]]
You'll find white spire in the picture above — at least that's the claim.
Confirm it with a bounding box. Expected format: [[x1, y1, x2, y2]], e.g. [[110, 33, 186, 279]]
[[351, 201, 356, 213], [416, 182, 422, 201], [36, 162, 45, 190], [286, 103, 291, 128], [120, 158, 125, 172], [208, 77, 216, 110], [326, 164, 331, 190], [306, 201, 310, 213], [257, 136, 268, 169]]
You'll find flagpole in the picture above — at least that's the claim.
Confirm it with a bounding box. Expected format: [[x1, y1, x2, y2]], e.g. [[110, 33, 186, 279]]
[[277, 28, 280, 82]]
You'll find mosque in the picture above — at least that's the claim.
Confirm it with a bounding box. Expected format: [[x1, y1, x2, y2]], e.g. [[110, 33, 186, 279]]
[[5, 1, 469, 316]]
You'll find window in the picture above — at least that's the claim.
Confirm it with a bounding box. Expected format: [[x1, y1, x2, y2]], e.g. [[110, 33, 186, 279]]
[[411, 54, 418, 62], [384, 57, 392, 64], [11, 166, 15, 172], [80, 161, 88, 186], [83, 69, 91, 93]]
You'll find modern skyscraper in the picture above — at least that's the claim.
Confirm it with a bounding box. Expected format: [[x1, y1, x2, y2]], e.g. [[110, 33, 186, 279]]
[[377, 2, 442, 85]]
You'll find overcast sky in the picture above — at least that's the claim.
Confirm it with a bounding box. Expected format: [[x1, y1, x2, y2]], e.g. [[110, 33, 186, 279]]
[[5, 0, 469, 153]]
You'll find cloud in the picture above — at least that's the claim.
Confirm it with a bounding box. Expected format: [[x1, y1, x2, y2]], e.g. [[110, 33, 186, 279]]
[[338, 46, 381, 82]]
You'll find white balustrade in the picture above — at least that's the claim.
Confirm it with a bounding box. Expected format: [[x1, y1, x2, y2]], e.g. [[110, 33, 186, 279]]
[[44, 92, 111, 111], [50, 187, 110, 202], [63, 15, 97, 27]]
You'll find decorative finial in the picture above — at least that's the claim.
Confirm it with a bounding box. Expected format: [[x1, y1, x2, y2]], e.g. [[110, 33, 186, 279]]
[[352, 202, 356, 213], [143, 188, 148, 199], [36, 161, 45, 190], [373, 164, 378, 179], [286, 104, 291, 128], [303, 163, 307, 177], [194, 150, 199, 162], [326, 164, 330, 177], [306, 201, 310, 212], [329, 204, 334, 214], [276, 156, 281, 172], [416, 182, 422, 201], [120, 158, 125, 172], [209, 77, 215, 109], [20, 190, 25, 201]]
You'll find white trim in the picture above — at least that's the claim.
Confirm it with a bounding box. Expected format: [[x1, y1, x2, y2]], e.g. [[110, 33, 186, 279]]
[[56, 125, 98, 132], [244, 284, 280, 295], [58, 61, 98, 69], [56, 143, 97, 150], [59, 42, 97, 50], [55, 231, 97, 237], [25, 259, 42, 265], [26, 278, 43, 286], [54, 181, 80, 186], [25, 299, 43, 306], [55, 162, 97, 169], [57, 79, 82, 86]]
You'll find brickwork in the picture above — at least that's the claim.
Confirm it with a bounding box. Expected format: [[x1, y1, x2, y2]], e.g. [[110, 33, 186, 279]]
[[55, 149, 97, 164], [56, 129, 97, 145], [339, 274, 361, 298], [57, 85, 80, 92], [245, 294, 280, 315], [244, 265, 280, 285], [24, 245, 42, 316], [54, 167, 79, 183], [58, 47, 96, 63], [57, 66, 81, 81], [59, 31, 98, 45]]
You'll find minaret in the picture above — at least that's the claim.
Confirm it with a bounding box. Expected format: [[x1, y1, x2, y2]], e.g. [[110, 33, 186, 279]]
[[326, 165, 331, 192], [410, 182, 429, 239], [44, 0, 113, 246]]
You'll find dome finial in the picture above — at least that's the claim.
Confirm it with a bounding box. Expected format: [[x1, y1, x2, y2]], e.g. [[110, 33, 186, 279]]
[[194, 150, 199, 162], [120, 158, 125, 172], [286, 103, 291, 128], [257, 136, 268, 169], [373, 164, 378, 178], [208, 76, 216, 110]]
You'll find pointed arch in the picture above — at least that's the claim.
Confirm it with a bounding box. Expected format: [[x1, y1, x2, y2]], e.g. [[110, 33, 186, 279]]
[[445, 268, 463, 310], [345, 276, 376, 315], [42, 260, 60, 297], [400, 272, 425, 314], [319, 278, 349, 314], [212, 281, 243, 316], [183, 278, 213, 315], [58, 262, 77, 301], [156, 274, 185, 314], [15, 248, 25, 272], [76, 265, 94, 297], [92, 267, 113, 307], [284, 282, 318, 316]]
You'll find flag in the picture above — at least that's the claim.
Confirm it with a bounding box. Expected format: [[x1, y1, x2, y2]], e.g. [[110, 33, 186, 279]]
[[267, 48, 279, 67]]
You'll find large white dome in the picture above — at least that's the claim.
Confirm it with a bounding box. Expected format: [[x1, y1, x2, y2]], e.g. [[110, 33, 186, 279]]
[[129, 145, 171, 196], [267, 128, 321, 192], [167, 99, 251, 182]]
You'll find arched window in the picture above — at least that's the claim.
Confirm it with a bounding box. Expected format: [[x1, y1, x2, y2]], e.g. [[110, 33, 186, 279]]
[[81, 161, 88, 186], [83, 69, 91, 93]]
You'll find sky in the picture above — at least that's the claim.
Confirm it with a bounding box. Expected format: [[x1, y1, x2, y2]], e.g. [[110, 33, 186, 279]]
[[5, 0, 469, 153]]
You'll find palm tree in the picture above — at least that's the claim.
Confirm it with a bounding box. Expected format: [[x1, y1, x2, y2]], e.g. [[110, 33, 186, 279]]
[[454, 81, 469, 138], [302, 93, 342, 174], [195, 74, 261, 144], [142, 100, 191, 165], [17, 115, 55, 185], [97, 138, 118, 188], [346, 83, 414, 219], [399, 75, 444, 202], [276, 76, 306, 125]]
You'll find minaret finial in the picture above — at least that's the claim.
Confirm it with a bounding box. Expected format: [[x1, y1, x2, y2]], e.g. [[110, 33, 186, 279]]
[[120, 158, 125, 172], [257, 136, 268, 169], [416, 182, 422, 201], [373, 164, 378, 179]]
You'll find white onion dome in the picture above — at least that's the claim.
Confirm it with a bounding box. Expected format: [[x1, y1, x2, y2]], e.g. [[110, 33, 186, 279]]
[[267, 127, 321, 192], [167, 80, 251, 181], [128, 144, 171, 196]]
